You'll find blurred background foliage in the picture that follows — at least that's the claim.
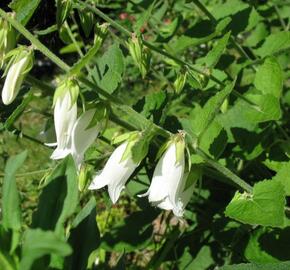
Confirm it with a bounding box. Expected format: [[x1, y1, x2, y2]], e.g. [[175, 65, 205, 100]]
[[0, 0, 290, 269]]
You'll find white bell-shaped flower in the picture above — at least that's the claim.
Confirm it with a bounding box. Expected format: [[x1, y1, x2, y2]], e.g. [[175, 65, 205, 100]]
[[70, 109, 101, 169], [50, 90, 77, 160], [1, 48, 33, 105], [140, 138, 192, 217], [89, 141, 139, 203]]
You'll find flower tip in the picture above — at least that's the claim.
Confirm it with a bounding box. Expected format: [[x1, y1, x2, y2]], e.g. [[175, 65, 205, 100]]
[[50, 148, 70, 160]]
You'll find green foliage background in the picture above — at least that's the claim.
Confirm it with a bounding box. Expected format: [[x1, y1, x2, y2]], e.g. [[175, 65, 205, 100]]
[[0, 0, 290, 269]]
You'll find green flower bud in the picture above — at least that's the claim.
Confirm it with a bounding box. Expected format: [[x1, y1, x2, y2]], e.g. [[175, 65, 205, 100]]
[[127, 34, 151, 78], [78, 165, 89, 192], [173, 70, 187, 94]]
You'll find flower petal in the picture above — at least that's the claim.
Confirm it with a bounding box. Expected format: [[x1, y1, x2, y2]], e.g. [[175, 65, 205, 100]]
[[71, 109, 100, 168]]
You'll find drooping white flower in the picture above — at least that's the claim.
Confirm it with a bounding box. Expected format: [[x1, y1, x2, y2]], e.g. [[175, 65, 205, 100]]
[[50, 90, 77, 160], [140, 137, 193, 217], [70, 109, 101, 169], [1, 47, 33, 105], [89, 141, 139, 204]]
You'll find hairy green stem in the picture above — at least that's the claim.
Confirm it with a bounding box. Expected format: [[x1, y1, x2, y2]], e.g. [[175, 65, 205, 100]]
[[0, 8, 70, 72]]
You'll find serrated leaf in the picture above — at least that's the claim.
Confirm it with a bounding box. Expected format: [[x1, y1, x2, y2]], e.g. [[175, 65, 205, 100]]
[[192, 80, 235, 138], [272, 162, 290, 196], [198, 31, 231, 69], [219, 92, 281, 130], [225, 180, 286, 227], [254, 31, 290, 57], [254, 57, 283, 98], [9, 0, 41, 26], [98, 43, 124, 93], [19, 229, 72, 270], [2, 151, 27, 231]]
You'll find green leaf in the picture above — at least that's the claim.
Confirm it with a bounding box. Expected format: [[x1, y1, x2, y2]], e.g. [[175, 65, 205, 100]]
[[2, 151, 27, 231], [5, 91, 34, 130], [101, 209, 158, 252], [179, 246, 214, 270], [19, 229, 72, 270], [219, 92, 281, 130], [255, 31, 290, 57], [272, 162, 290, 196], [133, 0, 155, 33], [244, 228, 279, 263], [71, 197, 96, 229], [221, 261, 290, 270], [65, 202, 100, 270], [32, 156, 78, 235], [254, 57, 283, 98], [9, 0, 41, 25], [167, 17, 231, 54], [159, 17, 179, 39], [225, 180, 286, 227], [191, 80, 235, 138], [198, 31, 231, 69], [0, 251, 16, 270], [98, 43, 125, 93], [210, 0, 248, 19]]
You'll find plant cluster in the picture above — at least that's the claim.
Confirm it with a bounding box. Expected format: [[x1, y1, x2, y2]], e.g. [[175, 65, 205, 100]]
[[0, 0, 290, 269]]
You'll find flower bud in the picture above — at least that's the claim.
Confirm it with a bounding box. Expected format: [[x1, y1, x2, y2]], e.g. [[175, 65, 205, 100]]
[[1, 46, 33, 105], [127, 34, 151, 78], [173, 69, 187, 94], [0, 15, 16, 68], [78, 165, 89, 192]]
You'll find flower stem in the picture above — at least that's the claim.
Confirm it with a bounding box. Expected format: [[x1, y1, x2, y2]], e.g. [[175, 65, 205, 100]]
[[0, 8, 70, 72]]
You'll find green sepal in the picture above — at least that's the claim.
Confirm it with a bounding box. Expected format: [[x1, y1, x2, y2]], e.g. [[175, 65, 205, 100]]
[[127, 34, 151, 78], [52, 78, 79, 108], [173, 69, 187, 94], [2, 46, 34, 78], [111, 131, 139, 145], [56, 0, 72, 28], [175, 136, 185, 165], [155, 139, 173, 161], [78, 165, 89, 192], [120, 132, 141, 163], [86, 102, 109, 130]]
